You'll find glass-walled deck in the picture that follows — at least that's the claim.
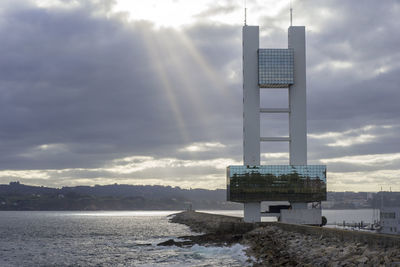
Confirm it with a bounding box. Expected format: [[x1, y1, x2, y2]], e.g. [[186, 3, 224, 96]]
[[227, 165, 327, 202]]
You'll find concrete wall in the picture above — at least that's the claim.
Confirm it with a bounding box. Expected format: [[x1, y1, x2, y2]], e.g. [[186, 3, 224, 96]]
[[266, 222, 400, 248], [281, 208, 321, 225], [174, 211, 400, 248]]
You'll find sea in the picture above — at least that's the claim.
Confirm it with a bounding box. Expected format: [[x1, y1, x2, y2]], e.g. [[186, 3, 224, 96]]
[[0, 209, 378, 266]]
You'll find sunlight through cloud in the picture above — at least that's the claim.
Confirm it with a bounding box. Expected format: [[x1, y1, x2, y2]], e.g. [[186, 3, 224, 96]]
[[320, 153, 400, 166], [328, 170, 400, 192], [0, 155, 241, 189], [179, 142, 226, 152], [308, 125, 393, 147]]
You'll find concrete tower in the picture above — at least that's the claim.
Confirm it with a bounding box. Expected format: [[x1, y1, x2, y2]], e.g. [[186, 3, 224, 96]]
[[227, 25, 327, 224]]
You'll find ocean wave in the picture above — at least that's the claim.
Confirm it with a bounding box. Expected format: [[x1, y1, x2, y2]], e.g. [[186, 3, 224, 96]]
[[190, 243, 252, 266]]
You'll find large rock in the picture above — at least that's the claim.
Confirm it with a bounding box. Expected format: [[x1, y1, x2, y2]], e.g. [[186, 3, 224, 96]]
[[157, 239, 194, 247]]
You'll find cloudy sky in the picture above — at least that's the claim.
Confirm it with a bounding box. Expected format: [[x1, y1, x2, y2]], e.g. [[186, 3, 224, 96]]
[[0, 0, 399, 191]]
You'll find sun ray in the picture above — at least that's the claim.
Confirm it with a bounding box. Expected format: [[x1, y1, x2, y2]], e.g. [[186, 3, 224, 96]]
[[139, 28, 190, 142], [158, 31, 216, 140], [176, 32, 232, 99]]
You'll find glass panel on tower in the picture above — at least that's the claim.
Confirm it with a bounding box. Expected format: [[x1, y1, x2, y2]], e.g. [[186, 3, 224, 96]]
[[258, 49, 294, 88]]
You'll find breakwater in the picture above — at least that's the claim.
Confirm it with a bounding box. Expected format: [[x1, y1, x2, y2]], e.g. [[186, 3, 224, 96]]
[[168, 211, 400, 266]]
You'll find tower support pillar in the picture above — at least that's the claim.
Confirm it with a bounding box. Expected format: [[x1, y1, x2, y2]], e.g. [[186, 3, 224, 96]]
[[288, 26, 307, 166], [244, 202, 261, 223], [242, 25, 261, 223]]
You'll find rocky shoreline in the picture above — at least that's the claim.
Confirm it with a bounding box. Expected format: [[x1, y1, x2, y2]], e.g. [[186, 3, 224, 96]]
[[160, 211, 400, 266]]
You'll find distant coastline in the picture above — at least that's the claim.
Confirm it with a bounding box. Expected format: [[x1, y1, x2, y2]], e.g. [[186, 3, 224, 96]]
[[1, 182, 399, 211], [0, 181, 240, 211]]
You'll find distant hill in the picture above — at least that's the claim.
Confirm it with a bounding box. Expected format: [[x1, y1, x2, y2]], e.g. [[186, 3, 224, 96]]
[[0, 182, 241, 211], [1, 182, 398, 211]]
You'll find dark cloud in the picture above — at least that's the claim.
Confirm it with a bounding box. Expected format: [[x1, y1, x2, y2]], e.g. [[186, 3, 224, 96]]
[[0, 1, 242, 171], [0, 0, 399, 190]]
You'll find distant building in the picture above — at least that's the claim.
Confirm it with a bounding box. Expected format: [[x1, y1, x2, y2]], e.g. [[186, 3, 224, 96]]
[[380, 207, 400, 235]]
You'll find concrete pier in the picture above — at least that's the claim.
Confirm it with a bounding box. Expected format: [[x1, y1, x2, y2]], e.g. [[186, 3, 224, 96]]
[[170, 211, 400, 266]]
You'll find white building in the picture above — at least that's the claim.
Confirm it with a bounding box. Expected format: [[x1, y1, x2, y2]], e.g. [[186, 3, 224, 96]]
[[226, 23, 327, 224], [380, 207, 400, 235]]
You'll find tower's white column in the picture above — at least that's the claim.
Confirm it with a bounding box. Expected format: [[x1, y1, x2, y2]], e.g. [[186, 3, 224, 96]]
[[242, 26, 261, 222], [243, 26, 260, 166], [288, 26, 307, 166], [288, 27, 316, 220]]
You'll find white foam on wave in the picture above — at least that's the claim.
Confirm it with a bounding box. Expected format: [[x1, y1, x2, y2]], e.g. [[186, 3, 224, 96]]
[[190, 243, 253, 266]]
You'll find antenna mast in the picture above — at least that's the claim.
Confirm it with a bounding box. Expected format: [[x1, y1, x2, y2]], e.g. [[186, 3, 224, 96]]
[[290, 0, 293, 26], [244, 0, 247, 26]]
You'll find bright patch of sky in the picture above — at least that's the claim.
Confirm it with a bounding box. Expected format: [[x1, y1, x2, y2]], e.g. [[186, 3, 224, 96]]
[[179, 142, 226, 152], [0, 155, 242, 189], [309, 125, 391, 147], [112, 0, 291, 28]]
